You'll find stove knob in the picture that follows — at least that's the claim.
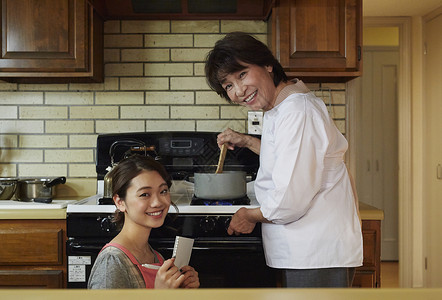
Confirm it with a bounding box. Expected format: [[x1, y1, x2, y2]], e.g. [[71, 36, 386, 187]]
[[100, 216, 116, 232], [224, 217, 232, 231], [199, 216, 217, 234]]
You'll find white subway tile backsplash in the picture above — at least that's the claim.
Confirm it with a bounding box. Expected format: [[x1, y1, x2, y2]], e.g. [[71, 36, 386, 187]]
[[0, 92, 43, 104], [221, 106, 249, 119], [96, 120, 145, 133], [0, 163, 16, 177], [56, 178, 97, 197], [196, 91, 225, 104], [104, 49, 121, 62], [171, 106, 219, 119], [104, 34, 143, 48], [221, 20, 268, 33], [0, 82, 18, 91], [69, 135, 98, 148], [95, 92, 144, 105], [0, 106, 17, 119], [46, 121, 94, 133], [146, 120, 195, 132], [122, 20, 170, 33], [120, 77, 169, 91], [105, 63, 144, 76], [146, 91, 194, 104], [104, 20, 121, 33], [19, 135, 68, 148], [121, 106, 169, 119], [197, 120, 246, 133], [170, 77, 209, 90], [20, 106, 68, 119], [18, 84, 68, 91], [45, 92, 94, 105], [121, 49, 169, 62], [6, 149, 43, 162], [70, 106, 119, 119], [45, 149, 94, 163], [171, 49, 210, 62], [0, 134, 18, 148], [193, 63, 205, 76], [171, 20, 219, 33], [18, 163, 67, 177], [0, 120, 44, 133], [144, 34, 193, 47], [194, 34, 226, 47], [144, 63, 193, 76], [69, 163, 97, 177]]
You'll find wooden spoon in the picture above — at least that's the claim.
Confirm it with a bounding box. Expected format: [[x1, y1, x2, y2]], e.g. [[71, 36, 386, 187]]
[[215, 144, 228, 174]]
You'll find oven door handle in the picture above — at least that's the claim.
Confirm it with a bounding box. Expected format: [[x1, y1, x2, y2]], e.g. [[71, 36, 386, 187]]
[[70, 244, 104, 251]]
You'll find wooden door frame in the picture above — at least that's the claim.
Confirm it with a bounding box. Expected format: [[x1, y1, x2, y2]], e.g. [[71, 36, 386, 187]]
[[347, 16, 414, 287], [422, 6, 442, 287]]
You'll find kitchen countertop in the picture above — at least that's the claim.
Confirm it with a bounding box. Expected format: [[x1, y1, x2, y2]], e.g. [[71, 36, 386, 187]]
[[0, 197, 85, 219], [359, 202, 384, 220], [0, 288, 441, 300]]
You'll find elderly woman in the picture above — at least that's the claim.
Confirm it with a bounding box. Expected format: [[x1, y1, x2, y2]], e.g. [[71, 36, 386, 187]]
[[205, 32, 363, 288]]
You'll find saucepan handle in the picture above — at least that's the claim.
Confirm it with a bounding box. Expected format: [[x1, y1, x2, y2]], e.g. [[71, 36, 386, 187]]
[[43, 176, 66, 188]]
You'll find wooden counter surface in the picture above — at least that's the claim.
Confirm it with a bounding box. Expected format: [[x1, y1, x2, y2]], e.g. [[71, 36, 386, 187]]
[[359, 202, 384, 220], [0, 288, 441, 300]]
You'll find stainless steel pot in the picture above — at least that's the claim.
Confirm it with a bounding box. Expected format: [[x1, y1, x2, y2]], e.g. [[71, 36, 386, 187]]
[[193, 171, 246, 200], [0, 178, 18, 200], [15, 177, 66, 203]]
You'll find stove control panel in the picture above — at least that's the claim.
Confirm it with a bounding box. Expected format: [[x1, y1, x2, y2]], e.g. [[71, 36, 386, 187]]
[[159, 137, 205, 156]]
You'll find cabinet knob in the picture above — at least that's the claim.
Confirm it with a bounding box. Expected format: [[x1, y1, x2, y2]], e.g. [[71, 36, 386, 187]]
[[437, 164, 442, 180]]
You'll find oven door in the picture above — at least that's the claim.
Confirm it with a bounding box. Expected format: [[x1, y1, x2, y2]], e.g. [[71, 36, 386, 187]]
[[151, 237, 279, 288], [66, 238, 111, 288]]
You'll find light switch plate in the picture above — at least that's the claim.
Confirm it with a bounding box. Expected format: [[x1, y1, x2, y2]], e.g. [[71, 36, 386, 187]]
[[248, 111, 263, 134]]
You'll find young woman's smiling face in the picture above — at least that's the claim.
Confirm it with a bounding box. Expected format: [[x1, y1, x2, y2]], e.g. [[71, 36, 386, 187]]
[[221, 63, 277, 111], [117, 170, 171, 229]]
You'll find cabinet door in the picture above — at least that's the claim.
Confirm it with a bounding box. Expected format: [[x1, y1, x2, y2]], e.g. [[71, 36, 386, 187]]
[[270, 0, 362, 80], [0, 0, 103, 82]]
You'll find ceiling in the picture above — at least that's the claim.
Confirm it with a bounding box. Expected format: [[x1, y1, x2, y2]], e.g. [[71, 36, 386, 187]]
[[363, 0, 442, 17]]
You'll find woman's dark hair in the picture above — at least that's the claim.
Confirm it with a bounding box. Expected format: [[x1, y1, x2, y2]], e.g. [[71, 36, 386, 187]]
[[109, 154, 173, 228], [205, 32, 287, 103]]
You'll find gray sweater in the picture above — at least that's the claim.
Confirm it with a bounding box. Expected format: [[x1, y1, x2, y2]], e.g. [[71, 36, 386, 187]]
[[87, 245, 161, 289]]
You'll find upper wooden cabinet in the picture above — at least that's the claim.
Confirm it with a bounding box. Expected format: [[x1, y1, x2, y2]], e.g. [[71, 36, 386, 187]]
[[269, 0, 362, 82], [0, 0, 103, 83]]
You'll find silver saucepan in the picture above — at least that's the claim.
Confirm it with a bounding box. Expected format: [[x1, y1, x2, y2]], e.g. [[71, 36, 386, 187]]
[[193, 171, 247, 200], [15, 177, 66, 203]]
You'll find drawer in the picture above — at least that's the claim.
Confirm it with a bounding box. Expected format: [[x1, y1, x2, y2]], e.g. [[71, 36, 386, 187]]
[[0, 227, 63, 265]]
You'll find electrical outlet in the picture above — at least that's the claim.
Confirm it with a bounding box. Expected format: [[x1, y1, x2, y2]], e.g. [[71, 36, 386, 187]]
[[248, 111, 263, 135]]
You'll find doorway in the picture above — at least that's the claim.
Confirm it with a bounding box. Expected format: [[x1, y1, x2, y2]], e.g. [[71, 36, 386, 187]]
[[348, 17, 413, 287], [357, 46, 399, 261]]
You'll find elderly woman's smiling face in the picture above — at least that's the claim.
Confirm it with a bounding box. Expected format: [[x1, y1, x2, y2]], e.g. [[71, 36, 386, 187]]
[[220, 63, 278, 112]]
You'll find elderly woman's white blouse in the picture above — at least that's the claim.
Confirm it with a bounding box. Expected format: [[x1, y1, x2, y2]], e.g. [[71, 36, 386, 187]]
[[254, 82, 363, 269]]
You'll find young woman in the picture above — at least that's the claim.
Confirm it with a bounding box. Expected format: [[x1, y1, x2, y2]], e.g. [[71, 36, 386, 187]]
[[88, 155, 200, 289], [205, 32, 363, 288]]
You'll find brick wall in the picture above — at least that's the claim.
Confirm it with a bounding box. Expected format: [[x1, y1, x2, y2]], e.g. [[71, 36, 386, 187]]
[[0, 20, 347, 197]]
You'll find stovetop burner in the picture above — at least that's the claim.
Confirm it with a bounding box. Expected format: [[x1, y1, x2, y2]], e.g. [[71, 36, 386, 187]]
[[190, 195, 250, 206]]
